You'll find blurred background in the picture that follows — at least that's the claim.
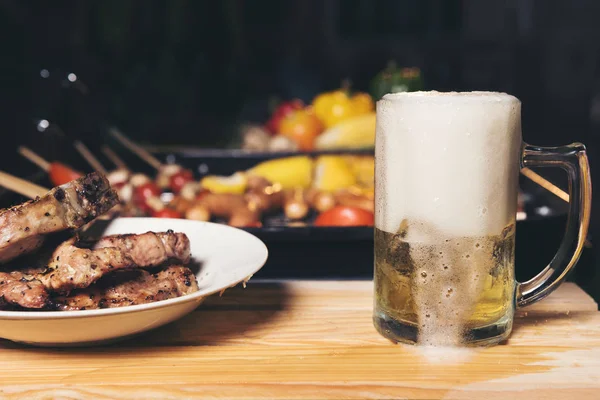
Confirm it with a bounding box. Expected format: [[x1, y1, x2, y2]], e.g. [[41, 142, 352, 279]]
[[1, 1, 598, 150], [0, 0, 598, 295]]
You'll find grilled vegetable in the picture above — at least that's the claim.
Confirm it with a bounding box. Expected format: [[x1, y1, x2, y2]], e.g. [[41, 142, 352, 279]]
[[248, 156, 313, 189], [315, 113, 376, 149], [312, 89, 374, 128], [314, 206, 374, 227]]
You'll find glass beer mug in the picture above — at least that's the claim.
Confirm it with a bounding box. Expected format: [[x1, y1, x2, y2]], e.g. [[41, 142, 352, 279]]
[[373, 91, 592, 346]]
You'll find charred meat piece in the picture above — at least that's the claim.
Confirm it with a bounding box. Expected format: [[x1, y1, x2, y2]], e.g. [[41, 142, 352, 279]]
[[37, 237, 134, 293], [94, 231, 191, 266], [54, 265, 199, 310], [0, 231, 192, 308], [0, 172, 119, 263], [36, 231, 191, 294], [0, 271, 48, 309]]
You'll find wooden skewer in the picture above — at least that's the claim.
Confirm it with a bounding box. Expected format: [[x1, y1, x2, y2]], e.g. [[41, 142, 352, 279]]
[[18, 146, 51, 172], [521, 168, 569, 202], [74, 141, 108, 175], [109, 127, 162, 170], [0, 171, 49, 199], [101, 146, 129, 171], [520, 168, 591, 246]]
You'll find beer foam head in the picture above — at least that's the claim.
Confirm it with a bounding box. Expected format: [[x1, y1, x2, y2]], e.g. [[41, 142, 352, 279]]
[[375, 91, 522, 238], [382, 90, 518, 103]]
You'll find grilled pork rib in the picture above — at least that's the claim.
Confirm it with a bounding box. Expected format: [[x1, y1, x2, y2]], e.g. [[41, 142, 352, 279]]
[[94, 231, 191, 266], [0, 231, 192, 308], [54, 265, 198, 310], [0, 172, 119, 263], [0, 271, 48, 309], [36, 237, 134, 293], [37, 231, 191, 294]]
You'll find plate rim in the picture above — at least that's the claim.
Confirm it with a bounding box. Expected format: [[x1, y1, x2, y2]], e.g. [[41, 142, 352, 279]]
[[0, 218, 268, 320]]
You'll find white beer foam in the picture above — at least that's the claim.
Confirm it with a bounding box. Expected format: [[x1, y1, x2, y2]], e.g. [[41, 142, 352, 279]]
[[375, 91, 522, 238]]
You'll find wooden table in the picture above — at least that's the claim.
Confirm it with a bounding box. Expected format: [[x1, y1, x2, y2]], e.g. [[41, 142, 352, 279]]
[[0, 281, 598, 399]]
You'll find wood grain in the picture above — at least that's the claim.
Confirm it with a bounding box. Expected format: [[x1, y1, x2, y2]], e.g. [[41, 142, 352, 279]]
[[0, 281, 597, 399], [0, 171, 48, 199]]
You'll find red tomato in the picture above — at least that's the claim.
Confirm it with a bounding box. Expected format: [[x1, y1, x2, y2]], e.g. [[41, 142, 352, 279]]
[[169, 169, 194, 194], [134, 182, 161, 203], [277, 99, 304, 115], [265, 99, 304, 134], [133, 182, 161, 213], [49, 162, 82, 186], [314, 206, 374, 227], [152, 208, 183, 219]]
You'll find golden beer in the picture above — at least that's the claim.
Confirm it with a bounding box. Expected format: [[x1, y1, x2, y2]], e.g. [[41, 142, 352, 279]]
[[373, 223, 515, 345]]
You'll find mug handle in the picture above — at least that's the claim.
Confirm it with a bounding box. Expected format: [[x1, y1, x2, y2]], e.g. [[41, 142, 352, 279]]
[[516, 143, 592, 307]]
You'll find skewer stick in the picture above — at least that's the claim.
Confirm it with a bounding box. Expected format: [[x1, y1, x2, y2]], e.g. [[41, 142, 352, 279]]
[[17, 146, 51, 172], [74, 141, 108, 175], [101, 146, 129, 171], [0, 171, 49, 199], [521, 168, 569, 202], [109, 127, 162, 170], [521, 168, 592, 247]]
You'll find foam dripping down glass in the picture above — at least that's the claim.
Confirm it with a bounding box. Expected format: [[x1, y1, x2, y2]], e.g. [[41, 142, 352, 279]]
[[373, 91, 592, 346]]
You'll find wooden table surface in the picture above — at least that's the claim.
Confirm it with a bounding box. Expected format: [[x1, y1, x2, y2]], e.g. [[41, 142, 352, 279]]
[[0, 281, 598, 399]]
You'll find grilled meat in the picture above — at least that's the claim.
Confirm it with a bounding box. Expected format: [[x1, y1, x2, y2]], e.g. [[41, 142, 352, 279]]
[[35, 231, 191, 294], [0, 172, 194, 311], [0, 172, 119, 263], [37, 237, 134, 293], [0, 230, 192, 308], [0, 271, 48, 309], [94, 231, 191, 266], [54, 265, 199, 310]]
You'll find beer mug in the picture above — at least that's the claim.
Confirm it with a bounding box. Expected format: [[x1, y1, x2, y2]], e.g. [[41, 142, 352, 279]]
[[373, 91, 591, 346]]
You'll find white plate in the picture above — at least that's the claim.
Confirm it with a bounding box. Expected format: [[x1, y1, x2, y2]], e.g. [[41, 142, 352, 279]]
[[0, 218, 268, 346]]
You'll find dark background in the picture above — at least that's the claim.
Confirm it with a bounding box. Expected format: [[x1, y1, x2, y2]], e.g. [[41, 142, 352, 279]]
[[0, 0, 598, 294], [1, 1, 598, 150]]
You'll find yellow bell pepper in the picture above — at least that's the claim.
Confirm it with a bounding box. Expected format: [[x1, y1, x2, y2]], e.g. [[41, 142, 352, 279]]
[[248, 156, 313, 189], [315, 113, 376, 150], [313, 155, 357, 192], [201, 172, 248, 194], [312, 90, 374, 128], [351, 92, 375, 114], [343, 155, 375, 187]]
